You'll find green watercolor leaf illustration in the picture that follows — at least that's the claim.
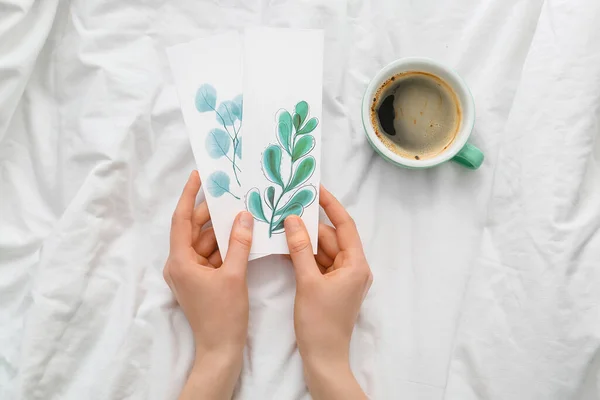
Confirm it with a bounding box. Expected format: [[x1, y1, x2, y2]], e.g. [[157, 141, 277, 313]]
[[271, 203, 305, 233], [278, 123, 291, 154], [265, 186, 275, 210], [277, 111, 293, 154], [275, 186, 316, 216], [286, 156, 315, 192], [235, 137, 242, 159], [292, 135, 315, 162], [205, 128, 231, 159], [206, 171, 231, 197], [246, 188, 267, 222], [232, 94, 243, 120], [247, 100, 319, 237], [295, 101, 309, 126], [195, 84, 217, 112], [271, 222, 285, 234], [292, 113, 301, 132], [262, 145, 284, 187], [217, 101, 238, 126], [297, 117, 319, 135]]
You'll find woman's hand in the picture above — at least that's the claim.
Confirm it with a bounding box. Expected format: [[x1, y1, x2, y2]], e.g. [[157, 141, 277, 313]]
[[164, 171, 254, 400], [284, 186, 372, 400]]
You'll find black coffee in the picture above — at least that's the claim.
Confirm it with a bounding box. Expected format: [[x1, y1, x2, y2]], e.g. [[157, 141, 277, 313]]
[[371, 71, 461, 160]]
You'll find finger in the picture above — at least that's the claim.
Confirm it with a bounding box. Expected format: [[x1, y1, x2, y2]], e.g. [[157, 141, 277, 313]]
[[319, 185, 362, 251], [194, 253, 209, 266], [284, 216, 320, 282], [318, 223, 340, 259], [315, 260, 328, 275], [208, 250, 223, 268], [170, 171, 201, 255], [224, 212, 254, 274], [192, 201, 210, 242], [194, 227, 218, 258], [315, 245, 333, 270]]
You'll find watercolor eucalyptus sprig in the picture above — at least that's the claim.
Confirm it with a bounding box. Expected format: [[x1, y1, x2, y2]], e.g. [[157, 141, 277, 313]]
[[195, 83, 243, 200], [246, 101, 319, 237]]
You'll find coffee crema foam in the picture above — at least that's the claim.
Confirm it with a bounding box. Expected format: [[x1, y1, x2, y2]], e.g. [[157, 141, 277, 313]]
[[370, 71, 462, 161]]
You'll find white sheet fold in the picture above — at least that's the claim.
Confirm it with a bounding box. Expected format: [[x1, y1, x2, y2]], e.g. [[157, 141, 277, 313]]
[[1, 0, 598, 399]]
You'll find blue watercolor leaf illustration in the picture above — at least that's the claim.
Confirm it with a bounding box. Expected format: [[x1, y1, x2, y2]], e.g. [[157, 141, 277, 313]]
[[217, 101, 238, 126], [246, 188, 268, 222], [196, 85, 241, 192], [228, 101, 241, 121], [265, 186, 275, 210], [206, 128, 231, 159], [297, 117, 319, 135], [287, 156, 315, 192], [195, 84, 217, 112], [207, 171, 231, 197], [277, 110, 293, 154], [275, 186, 316, 216], [235, 137, 242, 159], [292, 135, 315, 162], [232, 94, 243, 120], [271, 203, 305, 233], [295, 101, 309, 126], [263, 145, 284, 187]]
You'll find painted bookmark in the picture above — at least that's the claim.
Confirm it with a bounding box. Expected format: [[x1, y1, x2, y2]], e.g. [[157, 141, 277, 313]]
[[242, 28, 324, 255], [167, 32, 244, 258]]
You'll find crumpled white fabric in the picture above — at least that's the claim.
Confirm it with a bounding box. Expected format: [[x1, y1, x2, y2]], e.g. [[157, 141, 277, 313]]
[[445, 1, 600, 399], [0, 0, 598, 399]]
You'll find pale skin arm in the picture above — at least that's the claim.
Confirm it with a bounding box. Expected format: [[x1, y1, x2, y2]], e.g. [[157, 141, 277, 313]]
[[284, 186, 373, 400], [166, 173, 371, 399], [178, 354, 241, 400], [164, 171, 254, 400]]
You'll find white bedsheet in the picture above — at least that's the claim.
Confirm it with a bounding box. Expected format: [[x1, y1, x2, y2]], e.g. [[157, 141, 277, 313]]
[[1, 0, 599, 399]]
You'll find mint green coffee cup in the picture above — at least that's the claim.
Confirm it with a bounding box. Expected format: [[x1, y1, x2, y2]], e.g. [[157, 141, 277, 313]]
[[362, 57, 483, 170]]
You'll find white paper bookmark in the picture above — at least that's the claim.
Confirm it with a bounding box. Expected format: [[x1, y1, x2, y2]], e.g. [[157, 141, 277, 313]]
[[242, 28, 324, 255], [167, 33, 246, 259]]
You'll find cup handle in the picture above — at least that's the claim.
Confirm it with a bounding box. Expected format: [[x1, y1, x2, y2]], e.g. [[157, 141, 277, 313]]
[[452, 143, 484, 170]]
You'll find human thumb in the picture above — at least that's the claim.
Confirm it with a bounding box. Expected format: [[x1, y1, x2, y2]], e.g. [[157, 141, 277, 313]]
[[225, 211, 254, 272], [284, 216, 319, 281]]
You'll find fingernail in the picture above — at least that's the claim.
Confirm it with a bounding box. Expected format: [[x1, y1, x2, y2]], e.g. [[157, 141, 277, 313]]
[[284, 216, 301, 233], [238, 212, 254, 229]]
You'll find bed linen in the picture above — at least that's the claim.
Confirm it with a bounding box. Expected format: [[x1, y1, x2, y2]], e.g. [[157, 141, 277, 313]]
[[1, 0, 599, 399]]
